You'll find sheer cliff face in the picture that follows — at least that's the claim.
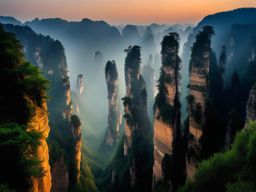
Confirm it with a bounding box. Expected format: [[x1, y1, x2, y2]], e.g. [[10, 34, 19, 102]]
[[51, 156, 69, 192], [188, 58, 209, 140], [153, 33, 181, 182], [27, 101, 52, 192], [122, 45, 153, 191], [187, 26, 214, 177], [246, 84, 256, 123], [2, 24, 83, 190], [188, 27, 213, 139], [105, 61, 121, 146]]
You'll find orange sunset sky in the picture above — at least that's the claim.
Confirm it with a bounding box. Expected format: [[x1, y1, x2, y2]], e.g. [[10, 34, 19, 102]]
[[0, 0, 255, 24]]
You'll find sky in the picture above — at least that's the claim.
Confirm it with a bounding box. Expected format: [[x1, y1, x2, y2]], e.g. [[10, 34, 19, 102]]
[[0, 0, 255, 24]]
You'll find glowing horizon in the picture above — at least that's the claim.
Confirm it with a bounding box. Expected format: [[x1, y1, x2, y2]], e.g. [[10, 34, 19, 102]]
[[0, 0, 255, 25]]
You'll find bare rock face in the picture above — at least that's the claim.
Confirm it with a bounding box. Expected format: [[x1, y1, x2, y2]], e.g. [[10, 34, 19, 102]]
[[51, 156, 69, 192], [105, 61, 121, 146], [122, 45, 153, 191], [153, 33, 181, 182], [62, 76, 72, 119], [153, 114, 173, 181], [188, 67, 208, 140], [246, 84, 256, 123], [27, 100, 51, 192]]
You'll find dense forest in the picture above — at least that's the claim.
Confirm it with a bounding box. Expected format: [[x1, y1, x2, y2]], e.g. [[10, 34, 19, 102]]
[[0, 7, 256, 192]]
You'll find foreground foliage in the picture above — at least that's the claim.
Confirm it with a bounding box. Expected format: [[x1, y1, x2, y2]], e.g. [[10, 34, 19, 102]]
[[180, 121, 256, 192]]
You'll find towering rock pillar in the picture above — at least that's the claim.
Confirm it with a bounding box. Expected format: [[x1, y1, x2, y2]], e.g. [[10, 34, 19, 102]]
[[105, 60, 121, 146], [187, 26, 214, 177], [122, 45, 153, 191], [76, 74, 85, 96], [153, 33, 181, 183], [123, 45, 147, 155], [74, 74, 85, 114]]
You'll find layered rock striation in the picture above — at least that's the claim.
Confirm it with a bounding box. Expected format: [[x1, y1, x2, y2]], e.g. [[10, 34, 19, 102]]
[[187, 26, 214, 177]]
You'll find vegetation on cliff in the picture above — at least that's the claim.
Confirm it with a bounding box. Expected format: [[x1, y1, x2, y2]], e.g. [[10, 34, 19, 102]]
[[154, 33, 181, 125], [2, 24, 97, 192], [0, 25, 49, 191]]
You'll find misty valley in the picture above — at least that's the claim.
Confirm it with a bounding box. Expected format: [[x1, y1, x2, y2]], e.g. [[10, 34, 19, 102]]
[[1, 7, 256, 192]]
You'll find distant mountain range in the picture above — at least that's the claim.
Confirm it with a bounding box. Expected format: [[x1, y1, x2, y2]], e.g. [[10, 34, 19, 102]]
[[0, 16, 21, 25], [0, 16, 191, 86]]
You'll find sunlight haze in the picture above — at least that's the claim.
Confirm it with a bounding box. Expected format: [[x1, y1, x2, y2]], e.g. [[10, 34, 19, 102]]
[[0, 0, 255, 24]]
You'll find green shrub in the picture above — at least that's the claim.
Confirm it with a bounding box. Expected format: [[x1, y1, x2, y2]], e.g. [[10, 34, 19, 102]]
[[0, 123, 43, 191], [179, 121, 256, 192]]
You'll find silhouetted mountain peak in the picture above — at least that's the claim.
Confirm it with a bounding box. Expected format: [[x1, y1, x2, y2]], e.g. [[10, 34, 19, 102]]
[[198, 8, 256, 28], [0, 16, 22, 25], [28, 17, 67, 25], [122, 25, 141, 44], [81, 18, 93, 23]]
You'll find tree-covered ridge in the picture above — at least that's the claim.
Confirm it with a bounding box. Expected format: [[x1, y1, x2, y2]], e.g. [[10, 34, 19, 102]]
[[0, 25, 49, 191], [180, 121, 256, 192]]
